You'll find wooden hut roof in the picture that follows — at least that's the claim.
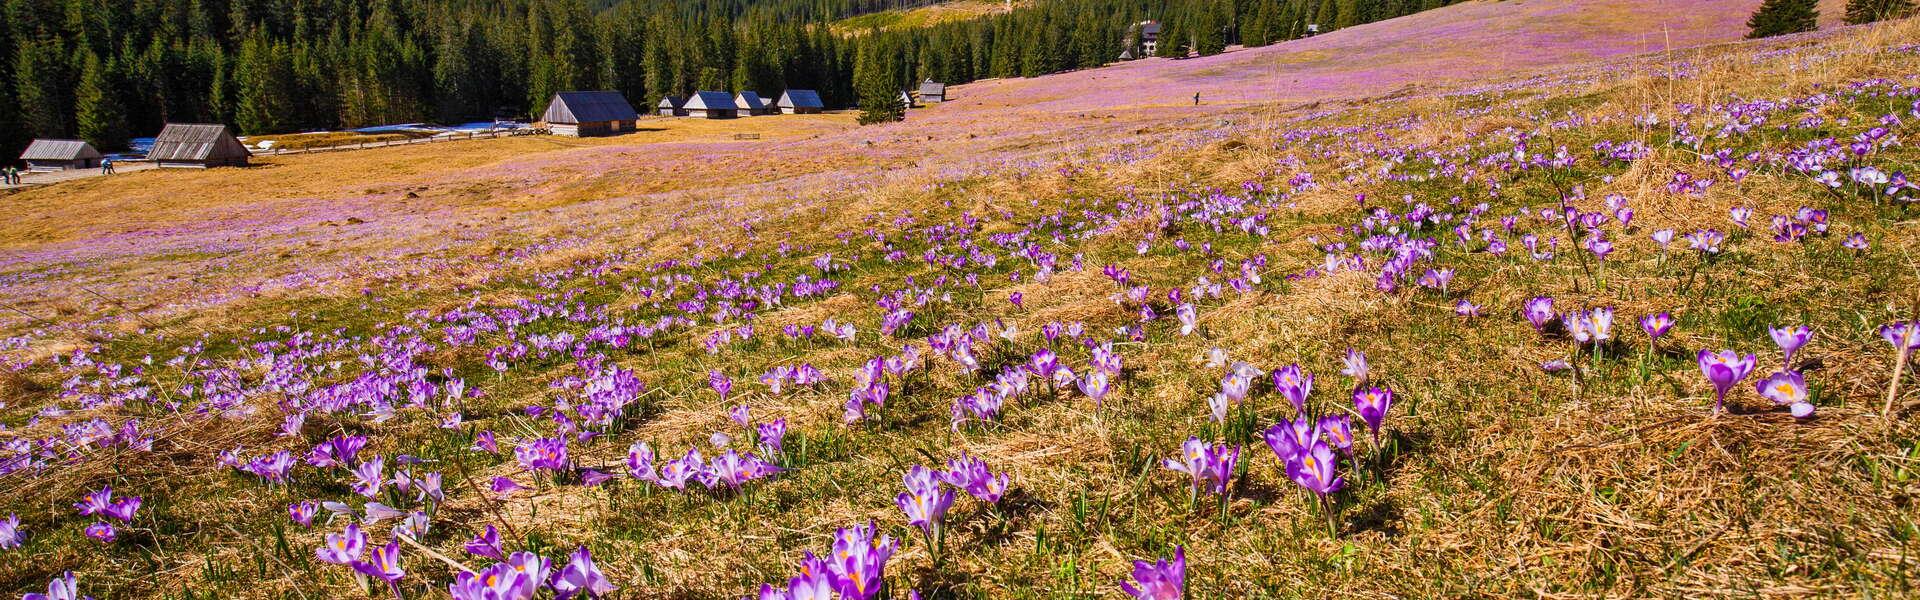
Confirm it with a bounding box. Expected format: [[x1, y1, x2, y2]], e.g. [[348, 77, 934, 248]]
[[778, 90, 824, 109], [735, 91, 767, 111], [148, 124, 251, 162], [658, 96, 687, 108], [682, 91, 737, 111], [917, 80, 947, 96], [543, 91, 638, 124], [20, 139, 103, 161]]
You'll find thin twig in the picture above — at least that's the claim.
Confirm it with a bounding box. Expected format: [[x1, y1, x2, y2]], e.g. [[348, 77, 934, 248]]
[[397, 533, 476, 575]]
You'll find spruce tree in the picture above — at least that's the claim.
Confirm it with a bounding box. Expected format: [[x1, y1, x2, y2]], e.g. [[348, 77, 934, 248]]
[[854, 45, 903, 125], [1845, 0, 1914, 24], [75, 51, 129, 151], [1747, 0, 1819, 38]]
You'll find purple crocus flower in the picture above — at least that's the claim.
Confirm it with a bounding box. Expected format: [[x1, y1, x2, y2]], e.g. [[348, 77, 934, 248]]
[[1883, 322, 1920, 357], [940, 453, 1011, 504], [757, 419, 788, 455], [710, 370, 734, 401], [83, 522, 115, 543], [1353, 386, 1394, 444], [729, 404, 752, 428], [1119, 546, 1185, 600], [0, 512, 22, 549], [489, 476, 528, 496], [316, 523, 366, 565], [466, 524, 505, 560], [553, 546, 618, 599], [514, 437, 569, 472], [352, 539, 405, 583], [451, 563, 536, 600], [289, 501, 318, 528], [1844, 233, 1870, 251], [1318, 415, 1355, 455], [351, 456, 385, 498], [1077, 370, 1111, 405], [1286, 440, 1346, 498], [896, 465, 954, 537], [1523, 297, 1556, 332], [1769, 325, 1812, 368], [22, 572, 88, 600], [74, 487, 113, 517], [1755, 370, 1811, 414], [1640, 313, 1674, 340], [1008, 291, 1024, 309], [1163, 438, 1238, 495], [826, 522, 897, 600], [1272, 364, 1313, 416], [1341, 348, 1369, 385], [505, 551, 554, 588], [1697, 349, 1758, 415]]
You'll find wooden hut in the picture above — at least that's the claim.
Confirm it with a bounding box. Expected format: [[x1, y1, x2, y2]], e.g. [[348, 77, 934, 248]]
[[734, 92, 771, 116], [19, 139, 104, 172], [776, 90, 825, 114], [657, 96, 688, 117], [898, 90, 916, 109], [916, 80, 948, 104], [683, 91, 739, 119], [541, 91, 639, 137], [149, 124, 250, 169]]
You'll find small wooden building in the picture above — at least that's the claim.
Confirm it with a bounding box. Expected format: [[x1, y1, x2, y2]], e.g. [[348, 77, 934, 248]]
[[20, 139, 104, 171], [683, 91, 739, 119], [657, 96, 687, 117], [542, 91, 639, 137], [916, 79, 947, 104], [898, 90, 916, 109], [149, 123, 250, 169], [734, 92, 771, 116], [777, 89, 825, 114]]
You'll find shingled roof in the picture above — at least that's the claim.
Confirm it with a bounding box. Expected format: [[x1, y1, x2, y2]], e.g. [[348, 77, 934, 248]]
[[778, 89, 824, 109], [917, 80, 947, 97], [20, 139, 103, 161], [148, 124, 250, 162], [542, 91, 638, 124], [735, 91, 768, 112], [681, 91, 737, 111]]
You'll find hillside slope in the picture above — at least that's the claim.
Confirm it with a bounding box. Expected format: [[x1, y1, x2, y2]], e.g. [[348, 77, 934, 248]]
[[2, 3, 1918, 600]]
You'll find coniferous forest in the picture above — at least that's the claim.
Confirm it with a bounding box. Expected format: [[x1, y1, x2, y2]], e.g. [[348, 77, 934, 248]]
[[0, 0, 1460, 159]]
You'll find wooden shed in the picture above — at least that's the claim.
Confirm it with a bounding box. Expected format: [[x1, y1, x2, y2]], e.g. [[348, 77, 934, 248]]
[[657, 96, 687, 117], [916, 80, 948, 104], [542, 91, 639, 137], [20, 139, 104, 172], [149, 124, 250, 169], [683, 91, 739, 119], [776, 90, 825, 114], [735, 92, 771, 116]]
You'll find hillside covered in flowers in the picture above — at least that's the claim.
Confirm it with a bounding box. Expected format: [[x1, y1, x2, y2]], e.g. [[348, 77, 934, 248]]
[[2, 1, 1919, 598]]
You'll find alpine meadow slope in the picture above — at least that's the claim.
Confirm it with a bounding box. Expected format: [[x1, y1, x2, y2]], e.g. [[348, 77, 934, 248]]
[[2, 1, 1920, 599]]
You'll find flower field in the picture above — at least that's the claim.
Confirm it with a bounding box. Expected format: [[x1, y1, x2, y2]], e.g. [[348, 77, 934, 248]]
[[3, 1, 1919, 598]]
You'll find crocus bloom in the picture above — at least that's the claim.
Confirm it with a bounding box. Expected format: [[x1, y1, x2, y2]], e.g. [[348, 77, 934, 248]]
[[1523, 297, 1555, 332], [1119, 546, 1185, 600], [940, 453, 1011, 504], [316, 523, 366, 565], [1640, 313, 1674, 340], [1272, 364, 1313, 416], [351, 456, 385, 498], [710, 370, 733, 400], [466, 524, 505, 560], [0, 513, 22, 549], [80, 520, 117, 543], [1341, 348, 1369, 384], [896, 466, 954, 535], [1286, 440, 1346, 497], [1755, 370, 1809, 407], [450, 563, 536, 600], [289, 501, 318, 528], [826, 522, 897, 600], [1769, 325, 1812, 368], [1078, 370, 1111, 405], [1353, 386, 1394, 443], [1883, 322, 1920, 357], [1697, 349, 1758, 415], [1176, 303, 1197, 336], [553, 546, 617, 599], [353, 540, 405, 582], [1318, 415, 1355, 454], [22, 571, 87, 600], [515, 437, 569, 472], [506, 552, 554, 589]]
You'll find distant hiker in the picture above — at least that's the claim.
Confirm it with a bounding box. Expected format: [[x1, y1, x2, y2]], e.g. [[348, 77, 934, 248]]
[[4, 166, 16, 185], [101, 159, 114, 175], [1194, 92, 1201, 105]]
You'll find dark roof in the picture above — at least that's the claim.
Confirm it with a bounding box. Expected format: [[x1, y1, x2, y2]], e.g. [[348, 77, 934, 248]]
[[917, 80, 946, 96], [149, 124, 251, 162], [1141, 21, 1162, 36], [778, 89, 824, 109], [20, 139, 102, 161], [658, 95, 687, 108], [735, 92, 767, 111], [682, 91, 736, 111], [542, 91, 638, 124]]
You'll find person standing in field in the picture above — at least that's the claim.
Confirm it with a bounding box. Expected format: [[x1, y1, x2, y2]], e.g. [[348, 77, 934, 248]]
[[1194, 92, 1201, 105], [101, 158, 114, 175]]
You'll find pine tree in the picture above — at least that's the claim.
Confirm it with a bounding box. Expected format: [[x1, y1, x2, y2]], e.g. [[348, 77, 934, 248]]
[[14, 36, 76, 138], [854, 44, 903, 125], [1747, 0, 1819, 38], [1845, 0, 1914, 23], [75, 50, 129, 151]]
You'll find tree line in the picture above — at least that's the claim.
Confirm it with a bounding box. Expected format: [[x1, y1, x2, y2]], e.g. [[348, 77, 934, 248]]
[[2, 0, 1462, 160]]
